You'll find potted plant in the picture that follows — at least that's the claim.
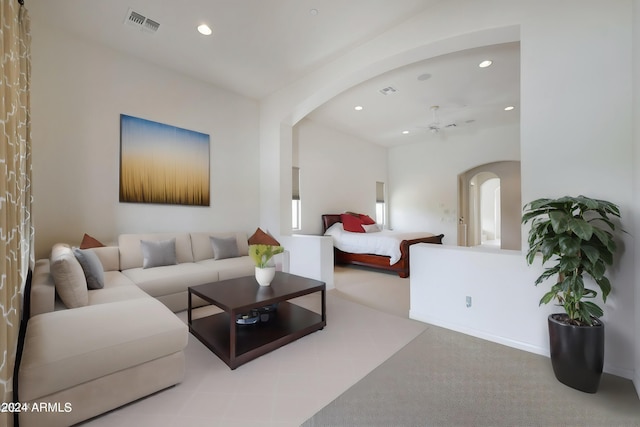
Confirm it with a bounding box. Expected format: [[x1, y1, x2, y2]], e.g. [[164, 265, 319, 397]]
[[521, 195, 621, 393], [249, 244, 284, 286]]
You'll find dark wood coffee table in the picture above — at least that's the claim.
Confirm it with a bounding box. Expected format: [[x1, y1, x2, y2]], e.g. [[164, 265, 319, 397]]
[[188, 272, 326, 369]]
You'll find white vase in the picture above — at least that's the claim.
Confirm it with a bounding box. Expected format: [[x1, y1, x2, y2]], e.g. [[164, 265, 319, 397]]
[[255, 266, 276, 286]]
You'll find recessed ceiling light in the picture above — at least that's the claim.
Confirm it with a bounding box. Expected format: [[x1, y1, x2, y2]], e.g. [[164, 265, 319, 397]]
[[197, 24, 212, 36], [402, 130, 410, 135], [310, 9, 319, 16], [504, 106, 515, 111], [354, 105, 363, 111], [478, 60, 493, 68]]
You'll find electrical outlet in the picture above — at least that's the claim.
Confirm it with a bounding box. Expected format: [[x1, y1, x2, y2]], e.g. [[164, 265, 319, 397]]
[[466, 296, 472, 308]]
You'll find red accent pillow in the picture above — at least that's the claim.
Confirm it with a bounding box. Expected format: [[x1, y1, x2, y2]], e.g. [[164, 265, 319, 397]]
[[359, 214, 376, 225], [341, 213, 365, 233], [248, 228, 280, 246], [80, 233, 105, 249]]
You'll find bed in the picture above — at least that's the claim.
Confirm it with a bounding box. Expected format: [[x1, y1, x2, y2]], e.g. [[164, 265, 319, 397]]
[[322, 214, 444, 278]]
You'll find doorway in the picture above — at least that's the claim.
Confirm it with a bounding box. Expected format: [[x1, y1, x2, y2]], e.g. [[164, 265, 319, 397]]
[[457, 161, 521, 250]]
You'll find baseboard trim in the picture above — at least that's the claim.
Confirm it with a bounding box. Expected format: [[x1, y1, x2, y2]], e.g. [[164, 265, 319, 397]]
[[603, 363, 635, 381], [410, 310, 635, 381], [410, 310, 549, 357]]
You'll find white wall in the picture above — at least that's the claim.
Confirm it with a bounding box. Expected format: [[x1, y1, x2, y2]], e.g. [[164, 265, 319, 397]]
[[30, 23, 260, 258], [519, 1, 634, 379], [388, 124, 519, 244], [410, 244, 631, 380], [293, 118, 388, 235], [280, 235, 335, 289], [411, 245, 555, 353]]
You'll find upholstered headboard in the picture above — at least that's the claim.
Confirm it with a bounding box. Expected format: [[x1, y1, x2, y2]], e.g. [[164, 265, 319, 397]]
[[321, 214, 342, 233]]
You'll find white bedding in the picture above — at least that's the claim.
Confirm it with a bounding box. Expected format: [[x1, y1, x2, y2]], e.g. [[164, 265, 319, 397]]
[[324, 223, 435, 264]]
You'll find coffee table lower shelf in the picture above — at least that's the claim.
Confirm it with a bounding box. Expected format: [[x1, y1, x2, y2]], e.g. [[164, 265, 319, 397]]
[[189, 301, 325, 369]]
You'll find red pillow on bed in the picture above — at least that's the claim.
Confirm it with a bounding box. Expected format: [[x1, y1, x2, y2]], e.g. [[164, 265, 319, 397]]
[[359, 214, 376, 225], [341, 213, 366, 233]]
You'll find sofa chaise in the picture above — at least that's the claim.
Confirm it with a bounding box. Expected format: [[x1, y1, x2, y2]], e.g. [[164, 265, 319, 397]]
[[18, 231, 258, 427]]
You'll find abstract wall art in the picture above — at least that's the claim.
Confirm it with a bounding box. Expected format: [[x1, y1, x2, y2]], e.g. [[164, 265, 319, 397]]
[[119, 114, 210, 206]]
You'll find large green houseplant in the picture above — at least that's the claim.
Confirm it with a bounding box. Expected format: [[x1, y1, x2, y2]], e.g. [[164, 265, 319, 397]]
[[522, 195, 620, 325], [521, 195, 621, 393], [522, 196, 620, 393]]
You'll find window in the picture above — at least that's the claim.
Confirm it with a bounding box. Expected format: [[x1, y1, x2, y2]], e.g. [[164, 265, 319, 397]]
[[292, 167, 301, 230], [376, 181, 385, 226]]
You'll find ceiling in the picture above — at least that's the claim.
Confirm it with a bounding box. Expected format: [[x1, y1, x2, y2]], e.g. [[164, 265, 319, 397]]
[[307, 42, 520, 147], [29, 0, 520, 147]]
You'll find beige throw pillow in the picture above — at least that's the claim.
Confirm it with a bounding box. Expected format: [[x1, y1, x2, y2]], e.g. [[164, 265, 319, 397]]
[[50, 243, 89, 308]]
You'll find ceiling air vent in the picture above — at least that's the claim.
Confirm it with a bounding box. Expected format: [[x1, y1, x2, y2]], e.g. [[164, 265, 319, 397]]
[[143, 19, 160, 33], [124, 8, 160, 33], [379, 86, 398, 95]]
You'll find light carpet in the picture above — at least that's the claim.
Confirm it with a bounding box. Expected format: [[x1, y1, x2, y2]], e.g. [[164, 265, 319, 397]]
[[79, 291, 426, 427], [302, 324, 640, 427]]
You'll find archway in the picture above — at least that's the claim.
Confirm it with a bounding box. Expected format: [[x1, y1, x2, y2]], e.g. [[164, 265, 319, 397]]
[[458, 161, 520, 250], [464, 172, 501, 247], [259, 25, 520, 237]]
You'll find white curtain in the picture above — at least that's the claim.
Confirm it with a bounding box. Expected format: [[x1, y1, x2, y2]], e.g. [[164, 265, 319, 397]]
[[0, 1, 32, 426]]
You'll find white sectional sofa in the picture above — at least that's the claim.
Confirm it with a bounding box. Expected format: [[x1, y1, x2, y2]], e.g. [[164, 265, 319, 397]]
[[19, 231, 257, 427], [117, 231, 254, 311]]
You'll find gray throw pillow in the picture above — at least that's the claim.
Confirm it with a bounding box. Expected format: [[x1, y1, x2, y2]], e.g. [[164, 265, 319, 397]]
[[210, 236, 239, 260], [73, 248, 105, 289], [141, 238, 177, 269]]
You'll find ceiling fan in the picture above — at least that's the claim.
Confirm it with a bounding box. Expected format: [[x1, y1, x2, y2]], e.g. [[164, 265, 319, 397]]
[[427, 105, 457, 134]]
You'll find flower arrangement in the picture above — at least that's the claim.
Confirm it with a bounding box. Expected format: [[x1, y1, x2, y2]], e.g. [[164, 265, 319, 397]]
[[249, 244, 284, 268]]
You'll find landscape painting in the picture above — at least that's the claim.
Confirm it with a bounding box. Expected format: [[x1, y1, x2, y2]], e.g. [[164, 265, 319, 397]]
[[120, 114, 210, 206]]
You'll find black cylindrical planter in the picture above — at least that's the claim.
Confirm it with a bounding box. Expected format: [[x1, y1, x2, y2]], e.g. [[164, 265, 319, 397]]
[[548, 314, 604, 393]]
